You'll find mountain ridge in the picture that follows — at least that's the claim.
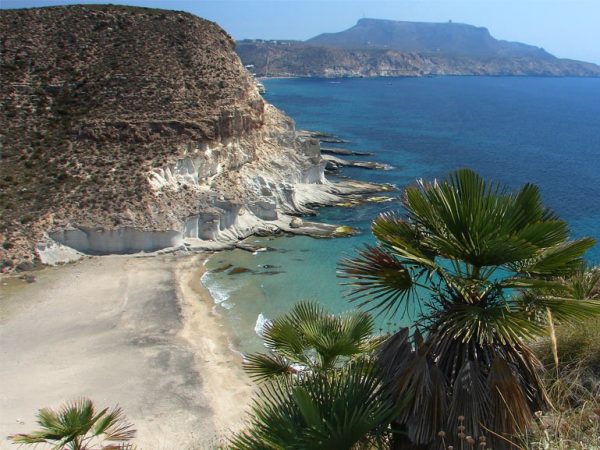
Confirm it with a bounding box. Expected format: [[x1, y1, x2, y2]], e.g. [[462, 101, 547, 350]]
[[307, 18, 553, 59], [236, 18, 600, 78]]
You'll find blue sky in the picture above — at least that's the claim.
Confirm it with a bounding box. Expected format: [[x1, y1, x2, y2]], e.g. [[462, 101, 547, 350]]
[[3, 0, 600, 64]]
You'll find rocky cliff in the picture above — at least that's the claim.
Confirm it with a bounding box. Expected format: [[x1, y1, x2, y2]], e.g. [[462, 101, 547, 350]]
[[0, 5, 380, 270], [237, 19, 600, 78]]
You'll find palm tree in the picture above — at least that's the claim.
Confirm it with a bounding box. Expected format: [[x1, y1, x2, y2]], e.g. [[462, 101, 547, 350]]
[[338, 169, 600, 448], [231, 360, 399, 449], [243, 301, 381, 382], [10, 398, 135, 450]]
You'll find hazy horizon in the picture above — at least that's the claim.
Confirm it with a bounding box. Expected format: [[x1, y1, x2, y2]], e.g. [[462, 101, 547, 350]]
[[2, 0, 600, 65]]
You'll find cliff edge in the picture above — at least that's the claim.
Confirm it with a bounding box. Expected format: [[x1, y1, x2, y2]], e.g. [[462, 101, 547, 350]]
[[0, 5, 379, 270]]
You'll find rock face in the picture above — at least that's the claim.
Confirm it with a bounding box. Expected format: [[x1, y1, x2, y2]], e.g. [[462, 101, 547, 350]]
[[236, 19, 600, 78], [0, 5, 381, 268]]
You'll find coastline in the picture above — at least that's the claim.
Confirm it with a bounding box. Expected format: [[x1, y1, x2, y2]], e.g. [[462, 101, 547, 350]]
[[175, 255, 254, 442], [0, 254, 252, 449]]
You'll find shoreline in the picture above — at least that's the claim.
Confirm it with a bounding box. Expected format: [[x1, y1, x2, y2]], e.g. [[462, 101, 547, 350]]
[[174, 255, 254, 441], [0, 254, 252, 449]]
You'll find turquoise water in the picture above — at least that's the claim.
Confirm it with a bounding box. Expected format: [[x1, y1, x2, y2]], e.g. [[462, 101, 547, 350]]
[[203, 77, 600, 353]]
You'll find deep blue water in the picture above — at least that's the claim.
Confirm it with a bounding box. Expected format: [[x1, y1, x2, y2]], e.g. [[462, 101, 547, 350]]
[[204, 77, 600, 352]]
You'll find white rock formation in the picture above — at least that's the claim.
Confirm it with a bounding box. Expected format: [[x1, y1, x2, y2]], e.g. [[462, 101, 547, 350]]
[[46, 104, 386, 258]]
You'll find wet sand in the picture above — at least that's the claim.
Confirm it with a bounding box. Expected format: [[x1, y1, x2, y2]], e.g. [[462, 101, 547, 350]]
[[0, 254, 253, 449]]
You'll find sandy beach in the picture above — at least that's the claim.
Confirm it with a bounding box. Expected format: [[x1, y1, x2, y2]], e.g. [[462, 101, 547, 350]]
[[0, 254, 253, 449]]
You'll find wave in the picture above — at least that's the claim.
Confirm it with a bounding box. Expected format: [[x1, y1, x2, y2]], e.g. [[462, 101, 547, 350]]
[[201, 271, 234, 306], [254, 313, 272, 338]]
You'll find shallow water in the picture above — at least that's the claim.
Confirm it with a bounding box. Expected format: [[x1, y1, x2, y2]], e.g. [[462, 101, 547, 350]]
[[204, 76, 600, 353]]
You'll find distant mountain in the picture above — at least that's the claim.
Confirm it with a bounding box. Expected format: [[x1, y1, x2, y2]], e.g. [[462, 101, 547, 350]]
[[236, 19, 600, 78], [307, 18, 552, 59]]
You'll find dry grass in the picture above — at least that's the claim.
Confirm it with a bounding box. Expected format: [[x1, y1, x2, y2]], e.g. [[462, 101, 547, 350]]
[[525, 319, 600, 450]]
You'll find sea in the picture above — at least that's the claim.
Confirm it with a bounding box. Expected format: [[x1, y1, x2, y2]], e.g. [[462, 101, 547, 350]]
[[202, 76, 600, 353]]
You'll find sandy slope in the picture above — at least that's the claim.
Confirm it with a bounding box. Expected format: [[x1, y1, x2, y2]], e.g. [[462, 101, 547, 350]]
[[0, 255, 253, 449]]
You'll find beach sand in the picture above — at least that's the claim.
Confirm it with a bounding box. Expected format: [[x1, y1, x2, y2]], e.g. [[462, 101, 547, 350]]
[[0, 254, 253, 449]]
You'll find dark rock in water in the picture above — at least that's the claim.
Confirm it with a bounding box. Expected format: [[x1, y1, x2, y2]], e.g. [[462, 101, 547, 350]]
[[255, 228, 282, 237], [320, 137, 349, 144], [297, 130, 349, 143], [322, 154, 391, 171], [321, 147, 375, 156], [19, 274, 36, 283], [261, 270, 285, 276], [229, 267, 253, 275], [325, 160, 340, 171], [212, 263, 233, 273], [321, 147, 354, 155], [15, 261, 35, 272]]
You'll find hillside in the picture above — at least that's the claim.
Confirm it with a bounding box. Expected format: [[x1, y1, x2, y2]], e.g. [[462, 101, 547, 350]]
[[307, 18, 552, 58], [0, 5, 378, 270], [236, 19, 600, 78]]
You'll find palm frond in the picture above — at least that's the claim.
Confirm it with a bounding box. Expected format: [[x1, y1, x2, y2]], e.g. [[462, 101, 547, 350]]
[[438, 302, 546, 346], [372, 212, 437, 266], [248, 302, 378, 379], [243, 353, 297, 382], [447, 360, 491, 441], [230, 361, 399, 449], [94, 407, 136, 442], [517, 238, 595, 276], [10, 399, 135, 449], [515, 295, 600, 323], [263, 315, 311, 366], [338, 245, 417, 318], [487, 356, 534, 443]]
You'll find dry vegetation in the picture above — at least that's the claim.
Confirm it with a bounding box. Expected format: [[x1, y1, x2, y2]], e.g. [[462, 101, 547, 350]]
[[0, 5, 265, 269], [528, 320, 600, 449]]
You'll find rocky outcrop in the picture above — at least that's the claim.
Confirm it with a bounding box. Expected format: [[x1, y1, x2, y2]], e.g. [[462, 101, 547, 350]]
[[0, 5, 387, 269], [236, 19, 600, 78]]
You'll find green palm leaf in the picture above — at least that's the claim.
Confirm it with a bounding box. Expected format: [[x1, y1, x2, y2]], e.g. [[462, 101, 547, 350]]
[[338, 245, 417, 317], [439, 302, 547, 345], [517, 238, 595, 276], [516, 295, 600, 323], [10, 398, 135, 449], [231, 361, 399, 450], [244, 302, 378, 381], [243, 353, 296, 382]]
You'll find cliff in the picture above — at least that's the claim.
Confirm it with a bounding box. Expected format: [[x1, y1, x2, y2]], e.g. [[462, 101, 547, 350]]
[[0, 5, 381, 270], [236, 19, 600, 78]]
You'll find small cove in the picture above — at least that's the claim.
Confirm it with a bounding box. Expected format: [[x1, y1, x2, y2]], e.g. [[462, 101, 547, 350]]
[[202, 76, 600, 353]]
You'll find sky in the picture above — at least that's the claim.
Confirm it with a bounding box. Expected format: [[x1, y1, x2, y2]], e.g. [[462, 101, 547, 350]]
[[2, 0, 600, 64]]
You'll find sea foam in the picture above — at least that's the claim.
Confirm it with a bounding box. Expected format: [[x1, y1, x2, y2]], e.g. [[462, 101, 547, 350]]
[[201, 271, 233, 306], [254, 313, 272, 338]]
